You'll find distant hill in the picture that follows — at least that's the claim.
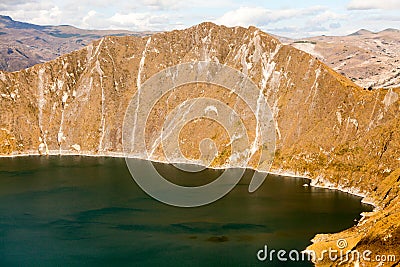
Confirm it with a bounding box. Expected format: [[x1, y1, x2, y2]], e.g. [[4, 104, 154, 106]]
[[348, 29, 374, 36], [380, 28, 400, 33], [281, 27, 400, 89], [0, 15, 151, 71]]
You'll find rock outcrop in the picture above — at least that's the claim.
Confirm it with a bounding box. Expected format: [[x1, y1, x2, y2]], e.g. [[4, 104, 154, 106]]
[[0, 22, 398, 266]]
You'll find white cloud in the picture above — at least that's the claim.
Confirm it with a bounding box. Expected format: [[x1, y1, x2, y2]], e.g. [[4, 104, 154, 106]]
[[141, 0, 185, 10], [329, 22, 342, 29], [81, 10, 111, 29], [140, 0, 234, 10], [0, 1, 64, 25], [214, 6, 325, 28], [347, 0, 400, 10], [308, 10, 346, 24], [108, 12, 177, 31], [373, 15, 400, 21], [30, 6, 62, 25]]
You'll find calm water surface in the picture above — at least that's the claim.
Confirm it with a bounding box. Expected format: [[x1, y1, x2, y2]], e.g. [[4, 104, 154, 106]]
[[0, 156, 372, 266]]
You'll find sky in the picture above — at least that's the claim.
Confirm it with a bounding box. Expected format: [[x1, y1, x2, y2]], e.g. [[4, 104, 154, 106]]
[[0, 0, 399, 38]]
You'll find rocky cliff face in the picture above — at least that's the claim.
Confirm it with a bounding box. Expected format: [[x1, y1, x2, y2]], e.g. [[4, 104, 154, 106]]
[[0, 22, 399, 265]]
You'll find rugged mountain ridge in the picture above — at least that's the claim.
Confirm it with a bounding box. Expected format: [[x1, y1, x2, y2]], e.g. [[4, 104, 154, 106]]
[[0, 15, 150, 72], [2, 15, 399, 91], [0, 22, 399, 266]]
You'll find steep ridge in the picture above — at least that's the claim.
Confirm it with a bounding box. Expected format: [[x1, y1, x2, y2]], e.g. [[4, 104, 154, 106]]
[[0, 22, 399, 265]]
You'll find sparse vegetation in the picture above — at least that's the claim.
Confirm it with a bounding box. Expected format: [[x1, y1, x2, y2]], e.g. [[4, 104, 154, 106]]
[[293, 40, 317, 44]]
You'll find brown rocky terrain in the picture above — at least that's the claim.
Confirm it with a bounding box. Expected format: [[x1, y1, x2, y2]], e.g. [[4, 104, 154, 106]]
[[284, 29, 400, 89], [0, 22, 399, 266], [2, 14, 398, 92], [0, 15, 150, 72]]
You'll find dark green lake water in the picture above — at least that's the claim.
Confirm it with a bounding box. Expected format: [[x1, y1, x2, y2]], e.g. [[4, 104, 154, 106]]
[[0, 156, 372, 266]]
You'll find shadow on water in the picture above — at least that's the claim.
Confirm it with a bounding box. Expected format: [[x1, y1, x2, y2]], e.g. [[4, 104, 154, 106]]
[[0, 156, 372, 266]]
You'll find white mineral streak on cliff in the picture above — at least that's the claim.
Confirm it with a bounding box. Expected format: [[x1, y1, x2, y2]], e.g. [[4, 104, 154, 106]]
[[77, 38, 105, 151], [349, 118, 359, 129], [336, 111, 343, 125], [37, 67, 49, 155], [96, 59, 106, 151], [0, 72, 6, 82], [261, 45, 281, 99], [149, 100, 199, 158], [250, 88, 266, 156], [71, 144, 81, 151], [229, 34, 259, 127], [85, 39, 104, 65], [105, 43, 117, 73], [86, 44, 93, 62], [57, 98, 67, 153], [57, 105, 65, 146], [269, 70, 282, 123], [86, 38, 100, 63], [57, 131, 64, 145], [252, 32, 262, 63], [240, 31, 262, 76], [201, 28, 213, 62], [138, 37, 151, 94], [131, 37, 152, 153], [235, 44, 249, 76], [305, 67, 321, 110], [38, 68, 45, 131], [367, 90, 382, 131], [383, 88, 399, 110], [261, 44, 282, 139], [62, 91, 68, 103], [57, 79, 64, 91]]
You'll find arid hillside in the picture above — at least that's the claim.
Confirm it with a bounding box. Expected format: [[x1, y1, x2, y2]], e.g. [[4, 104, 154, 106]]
[[284, 29, 400, 89]]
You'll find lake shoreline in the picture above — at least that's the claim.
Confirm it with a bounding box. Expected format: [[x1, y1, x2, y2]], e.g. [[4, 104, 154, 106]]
[[0, 150, 377, 209]]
